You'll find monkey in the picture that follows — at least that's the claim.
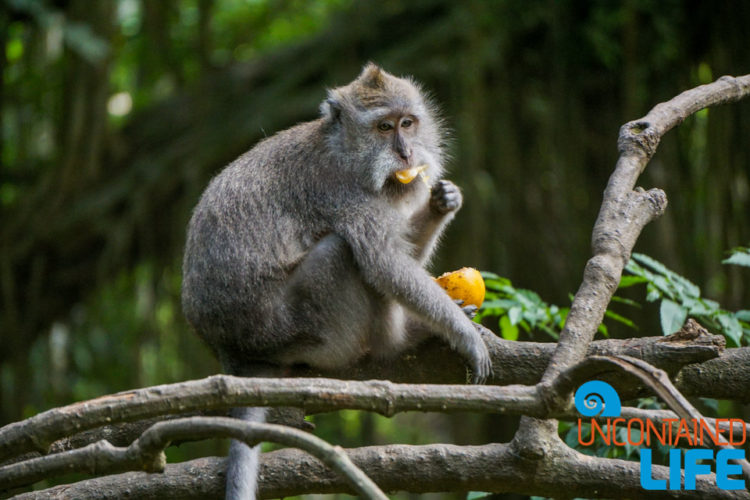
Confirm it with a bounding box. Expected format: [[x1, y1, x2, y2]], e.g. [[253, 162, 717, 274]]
[[181, 63, 493, 500]]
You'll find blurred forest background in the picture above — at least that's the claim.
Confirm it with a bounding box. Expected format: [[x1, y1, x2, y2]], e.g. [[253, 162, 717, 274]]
[[2, 0, 750, 491]]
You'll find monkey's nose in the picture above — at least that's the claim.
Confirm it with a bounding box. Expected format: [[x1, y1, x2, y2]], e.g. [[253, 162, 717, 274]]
[[397, 147, 412, 161]]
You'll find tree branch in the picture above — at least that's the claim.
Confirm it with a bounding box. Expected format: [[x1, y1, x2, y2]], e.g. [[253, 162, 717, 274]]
[[0, 378, 540, 464], [0, 327, 746, 466], [340, 320, 725, 387], [505, 72, 750, 494], [549, 355, 750, 481], [0, 417, 387, 499], [541, 74, 750, 383], [12, 442, 749, 500]]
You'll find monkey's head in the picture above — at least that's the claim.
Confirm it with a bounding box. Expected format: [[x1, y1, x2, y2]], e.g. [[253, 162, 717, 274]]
[[322, 63, 445, 193]]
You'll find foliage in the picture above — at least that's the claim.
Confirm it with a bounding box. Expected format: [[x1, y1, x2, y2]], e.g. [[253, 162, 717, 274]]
[[477, 273, 636, 341], [623, 253, 750, 346], [477, 272, 567, 340], [480, 249, 750, 347], [722, 246, 750, 268]]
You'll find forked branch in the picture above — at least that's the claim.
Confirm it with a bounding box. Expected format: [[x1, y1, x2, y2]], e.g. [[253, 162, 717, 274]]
[[541, 74, 750, 383], [0, 417, 388, 500]]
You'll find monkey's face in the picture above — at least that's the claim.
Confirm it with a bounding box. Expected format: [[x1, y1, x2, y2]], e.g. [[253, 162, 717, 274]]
[[369, 111, 437, 189], [322, 64, 445, 193], [332, 104, 441, 194]]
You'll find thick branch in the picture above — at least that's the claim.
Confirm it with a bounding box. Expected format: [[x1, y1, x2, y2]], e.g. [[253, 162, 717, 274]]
[[0, 417, 387, 499], [2, 331, 747, 465], [12, 442, 748, 500], [0, 377, 540, 463], [341, 322, 725, 386]]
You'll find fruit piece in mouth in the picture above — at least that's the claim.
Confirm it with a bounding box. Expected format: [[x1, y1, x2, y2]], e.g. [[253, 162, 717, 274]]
[[394, 164, 429, 185]]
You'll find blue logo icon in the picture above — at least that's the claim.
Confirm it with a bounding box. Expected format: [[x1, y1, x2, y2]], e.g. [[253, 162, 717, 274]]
[[574, 380, 621, 417]]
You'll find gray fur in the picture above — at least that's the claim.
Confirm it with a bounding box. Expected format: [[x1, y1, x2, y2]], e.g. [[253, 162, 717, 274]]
[[182, 64, 492, 500]]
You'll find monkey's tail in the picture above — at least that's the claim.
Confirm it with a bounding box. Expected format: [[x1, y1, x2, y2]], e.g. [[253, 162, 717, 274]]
[[225, 406, 267, 500]]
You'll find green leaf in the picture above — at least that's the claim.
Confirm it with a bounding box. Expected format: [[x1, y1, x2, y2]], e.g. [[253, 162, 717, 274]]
[[507, 306, 522, 325], [660, 299, 687, 335], [651, 276, 675, 299], [557, 307, 570, 328], [632, 252, 672, 275], [699, 398, 719, 413], [604, 309, 638, 329], [717, 314, 743, 346], [483, 278, 512, 291], [467, 492, 493, 500], [723, 251, 750, 268], [518, 319, 531, 333], [688, 298, 717, 316], [597, 323, 609, 337], [668, 273, 701, 300], [479, 299, 509, 311], [499, 315, 519, 341], [631, 253, 700, 299], [646, 283, 661, 302], [618, 276, 649, 288], [625, 258, 648, 277], [610, 295, 642, 308], [735, 310, 750, 322]]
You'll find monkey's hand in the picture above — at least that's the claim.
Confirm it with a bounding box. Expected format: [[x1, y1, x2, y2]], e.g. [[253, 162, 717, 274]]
[[454, 299, 478, 320], [430, 180, 462, 215], [456, 302, 491, 383], [462, 324, 493, 384]]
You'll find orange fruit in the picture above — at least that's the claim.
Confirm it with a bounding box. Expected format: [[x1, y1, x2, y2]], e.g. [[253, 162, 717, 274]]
[[394, 164, 428, 184], [434, 267, 485, 308]]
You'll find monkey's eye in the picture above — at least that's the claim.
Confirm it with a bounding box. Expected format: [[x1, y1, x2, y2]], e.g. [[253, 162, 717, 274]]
[[377, 121, 394, 132], [400, 118, 414, 128]]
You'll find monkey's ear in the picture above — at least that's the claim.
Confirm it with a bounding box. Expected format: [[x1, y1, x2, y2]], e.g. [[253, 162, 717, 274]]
[[358, 62, 386, 89], [321, 97, 342, 122]]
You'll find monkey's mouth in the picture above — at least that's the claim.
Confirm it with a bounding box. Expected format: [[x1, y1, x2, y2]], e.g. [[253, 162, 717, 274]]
[[394, 164, 429, 185]]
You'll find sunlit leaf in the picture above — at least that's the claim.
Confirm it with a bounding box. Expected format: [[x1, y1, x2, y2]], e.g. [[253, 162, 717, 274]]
[[717, 314, 743, 346], [609, 295, 642, 308], [618, 275, 648, 288], [604, 309, 637, 329], [660, 299, 687, 335], [722, 249, 750, 268], [646, 283, 661, 302], [597, 323, 609, 337], [499, 315, 519, 341]]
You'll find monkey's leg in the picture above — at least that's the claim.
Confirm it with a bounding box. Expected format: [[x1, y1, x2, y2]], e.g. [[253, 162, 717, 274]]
[[277, 234, 402, 369], [404, 312, 493, 382], [338, 215, 492, 383], [409, 179, 462, 264]]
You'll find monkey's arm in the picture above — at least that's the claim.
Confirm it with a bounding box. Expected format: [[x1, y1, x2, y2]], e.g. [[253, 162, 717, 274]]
[[409, 180, 462, 264], [339, 211, 491, 383]]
